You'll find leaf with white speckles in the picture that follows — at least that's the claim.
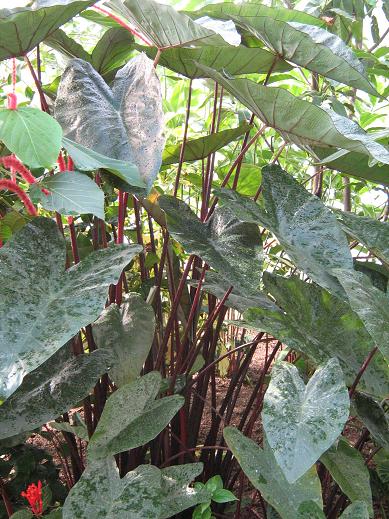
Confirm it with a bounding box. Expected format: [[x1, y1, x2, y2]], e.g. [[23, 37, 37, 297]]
[[88, 372, 184, 460], [340, 502, 369, 519], [262, 358, 350, 483], [0, 217, 141, 399], [296, 501, 325, 519], [223, 427, 322, 519]]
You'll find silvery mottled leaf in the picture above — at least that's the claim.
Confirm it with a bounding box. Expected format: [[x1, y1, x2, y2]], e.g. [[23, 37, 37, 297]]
[[335, 269, 389, 363], [194, 64, 389, 165], [262, 358, 349, 483], [112, 53, 164, 190], [92, 293, 155, 386], [31, 171, 105, 220], [340, 502, 369, 519], [0, 217, 141, 398], [0, 0, 95, 61], [0, 344, 113, 440], [223, 427, 322, 519], [216, 166, 353, 297], [320, 438, 373, 515], [354, 392, 389, 450], [87, 372, 184, 460], [243, 273, 389, 397]]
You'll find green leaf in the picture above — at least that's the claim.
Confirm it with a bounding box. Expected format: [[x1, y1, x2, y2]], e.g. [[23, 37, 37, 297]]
[[31, 171, 105, 220], [63, 458, 208, 519], [0, 107, 62, 168], [194, 64, 389, 165], [91, 27, 135, 81], [9, 511, 33, 519], [107, 0, 224, 48], [321, 438, 373, 515], [223, 427, 322, 519], [335, 210, 389, 266], [262, 358, 349, 483], [296, 502, 325, 519], [205, 475, 223, 493], [0, 217, 141, 398], [162, 123, 251, 166], [212, 489, 237, 503], [353, 392, 389, 451], [50, 420, 89, 441], [335, 269, 389, 363], [44, 28, 92, 62], [62, 137, 144, 188], [243, 273, 389, 398], [45, 509, 63, 519], [92, 293, 155, 386], [0, 343, 112, 440], [340, 502, 369, 519], [216, 166, 353, 297], [159, 195, 262, 295], [87, 372, 184, 460], [142, 44, 291, 79], [0, 0, 95, 61]]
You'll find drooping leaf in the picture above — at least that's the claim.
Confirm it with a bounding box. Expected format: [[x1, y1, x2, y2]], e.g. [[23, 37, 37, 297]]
[[296, 502, 325, 519], [31, 171, 105, 220], [159, 195, 262, 295], [62, 137, 144, 188], [0, 108, 62, 168], [91, 27, 135, 81], [107, 0, 225, 48], [0, 0, 95, 62], [335, 269, 389, 363], [223, 427, 322, 519], [63, 458, 208, 519], [44, 28, 92, 62], [340, 502, 369, 519], [87, 372, 183, 460], [194, 64, 389, 165], [321, 438, 373, 515], [335, 210, 389, 266], [353, 392, 389, 450], [262, 358, 349, 483], [216, 166, 353, 297], [243, 273, 389, 398], [92, 293, 155, 386], [50, 419, 89, 441], [0, 344, 113, 440], [0, 217, 141, 399]]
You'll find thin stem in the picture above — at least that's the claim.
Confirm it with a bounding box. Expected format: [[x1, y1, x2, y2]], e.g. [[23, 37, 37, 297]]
[[173, 79, 193, 197], [23, 55, 49, 113]]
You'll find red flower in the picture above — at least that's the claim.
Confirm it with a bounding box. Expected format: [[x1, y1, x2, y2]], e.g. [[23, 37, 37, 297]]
[[21, 480, 43, 516]]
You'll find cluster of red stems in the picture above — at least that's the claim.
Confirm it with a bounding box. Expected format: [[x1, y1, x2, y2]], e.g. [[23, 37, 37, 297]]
[[20, 480, 43, 517]]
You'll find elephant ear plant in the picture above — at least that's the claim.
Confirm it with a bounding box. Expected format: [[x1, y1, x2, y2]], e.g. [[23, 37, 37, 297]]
[[0, 0, 389, 518]]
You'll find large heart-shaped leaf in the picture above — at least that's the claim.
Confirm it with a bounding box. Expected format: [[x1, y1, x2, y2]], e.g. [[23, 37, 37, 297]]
[[88, 372, 183, 460], [262, 358, 349, 483], [223, 427, 322, 519], [162, 123, 250, 166], [0, 0, 95, 62], [216, 166, 353, 297], [353, 392, 389, 450], [0, 217, 141, 399], [91, 27, 135, 81], [340, 502, 369, 519], [194, 64, 389, 165], [44, 28, 92, 62], [92, 293, 155, 386], [55, 55, 163, 190], [0, 344, 113, 440], [335, 210, 389, 266], [159, 195, 262, 295], [63, 458, 208, 519], [320, 438, 373, 515], [243, 273, 389, 397], [335, 269, 389, 363], [0, 108, 62, 168], [31, 171, 105, 220]]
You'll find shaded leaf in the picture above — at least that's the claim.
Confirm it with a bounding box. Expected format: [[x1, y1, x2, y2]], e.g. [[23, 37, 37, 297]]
[[0, 217, 141, 398], [353, 392, 389, 450], [321, 438, 373, 515], [0, 343, 112, 440], [159, 195, 262, 295], [223, 427, 322, 519], [340, 502, 369, 519], [297, 502, 325, 519], [31, 171, 105, 220], [0, 0, 95, 61], [0, 108, 62, 168], [91, 27, 135, 81], [9, 511, 33, 519], [162, 123, 251, 166], [88, 372, 183, 460], [216, 166, 353, 296], [92, 293, 155, 386], [262, 358, 349, 483], [44, 28, 92, 62]]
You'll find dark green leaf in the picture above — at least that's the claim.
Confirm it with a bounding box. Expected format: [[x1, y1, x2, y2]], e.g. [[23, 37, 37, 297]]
[[297, 502, 325, 519], [44, 28, 92, 62], [353, 392, 389, 450], [91, 27, 135, 81]]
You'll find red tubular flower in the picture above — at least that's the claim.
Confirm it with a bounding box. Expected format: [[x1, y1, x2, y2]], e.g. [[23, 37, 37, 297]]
[[7, 93, 17, 110], [67, 156, 74, 171], [57, 152, 66, 172], [21, 481, 43, 517], [0, 155, 36, 184], [0, 179, 37, 216]]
